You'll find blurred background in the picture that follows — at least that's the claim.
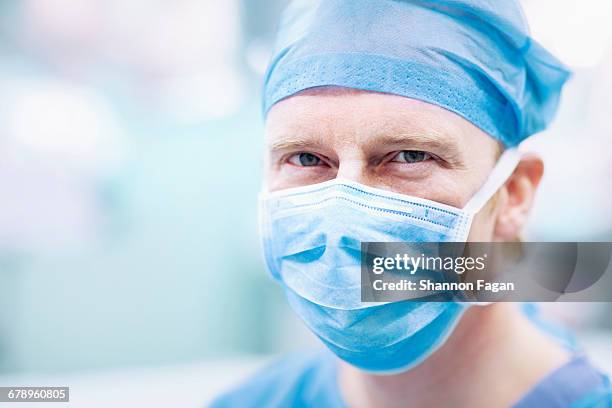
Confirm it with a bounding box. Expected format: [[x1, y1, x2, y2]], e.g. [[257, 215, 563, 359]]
[[0, 0, 610, 406]]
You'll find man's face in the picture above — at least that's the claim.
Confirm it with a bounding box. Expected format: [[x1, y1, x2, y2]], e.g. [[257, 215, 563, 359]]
[[264, 88, 515, 241]]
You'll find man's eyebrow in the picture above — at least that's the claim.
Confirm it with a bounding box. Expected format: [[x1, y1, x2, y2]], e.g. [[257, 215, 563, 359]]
[[370, 132, 448, 148], [268, 136, 325, 151]]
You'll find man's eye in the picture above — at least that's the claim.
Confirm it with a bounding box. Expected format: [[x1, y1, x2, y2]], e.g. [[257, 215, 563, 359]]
[[288, 153, 322, 167], [391, 150, 432, 164]]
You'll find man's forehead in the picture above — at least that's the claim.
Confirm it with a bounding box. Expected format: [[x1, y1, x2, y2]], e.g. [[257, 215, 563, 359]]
[[265, 87, 491, 154]]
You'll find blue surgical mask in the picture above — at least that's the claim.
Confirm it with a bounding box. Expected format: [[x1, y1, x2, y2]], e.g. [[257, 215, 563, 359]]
[[259, 149, 521, 373]]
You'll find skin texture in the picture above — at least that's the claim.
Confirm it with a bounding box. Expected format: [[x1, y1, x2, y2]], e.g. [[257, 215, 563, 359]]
[[264, 87, 569, 408]]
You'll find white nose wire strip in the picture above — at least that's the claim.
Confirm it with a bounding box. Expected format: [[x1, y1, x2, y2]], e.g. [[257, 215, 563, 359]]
[[462, 148, 522, 214]]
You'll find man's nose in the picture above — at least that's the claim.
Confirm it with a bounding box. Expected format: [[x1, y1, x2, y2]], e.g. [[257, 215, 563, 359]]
[[335, 157, 370, 185]]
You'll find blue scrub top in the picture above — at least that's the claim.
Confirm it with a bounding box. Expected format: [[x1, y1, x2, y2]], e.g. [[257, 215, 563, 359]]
[[210, 349, 611, 408], [211, 304, 609, 407]]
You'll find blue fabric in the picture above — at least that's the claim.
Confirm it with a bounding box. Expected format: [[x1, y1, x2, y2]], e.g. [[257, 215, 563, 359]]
[[211, 306, 611, 407], [262, 0, 571, 146], [259, 178, 483, 373], [209, 349, 345, 408], [514, 355, 611, 408], [210, 351, 611, 408], [259, 160, 523, 373]]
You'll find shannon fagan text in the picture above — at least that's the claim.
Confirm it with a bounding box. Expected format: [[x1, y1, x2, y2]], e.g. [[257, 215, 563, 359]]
[[372, 279, 514, 293]]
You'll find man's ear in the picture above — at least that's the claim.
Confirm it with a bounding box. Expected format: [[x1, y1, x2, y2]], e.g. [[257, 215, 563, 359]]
[[493, 153, 544, 240]]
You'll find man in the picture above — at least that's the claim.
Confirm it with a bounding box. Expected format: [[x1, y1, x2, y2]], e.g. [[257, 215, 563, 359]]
[[213, 0, 611, 406]]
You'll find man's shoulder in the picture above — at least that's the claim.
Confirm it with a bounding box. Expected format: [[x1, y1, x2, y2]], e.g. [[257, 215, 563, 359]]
[[514, 354, 612, 408], [209, 349, 340, 408]]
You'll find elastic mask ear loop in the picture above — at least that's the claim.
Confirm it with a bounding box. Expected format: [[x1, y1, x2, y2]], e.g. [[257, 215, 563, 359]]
[[462, 148, 522, 215], [460, 148, 521, 306]]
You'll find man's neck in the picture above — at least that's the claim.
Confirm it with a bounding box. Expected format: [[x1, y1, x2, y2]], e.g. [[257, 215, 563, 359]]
[[338, 303, 570, 408]]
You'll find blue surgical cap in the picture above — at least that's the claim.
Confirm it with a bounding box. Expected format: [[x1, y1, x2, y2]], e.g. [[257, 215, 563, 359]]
[[262, 0, 571, 146]]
